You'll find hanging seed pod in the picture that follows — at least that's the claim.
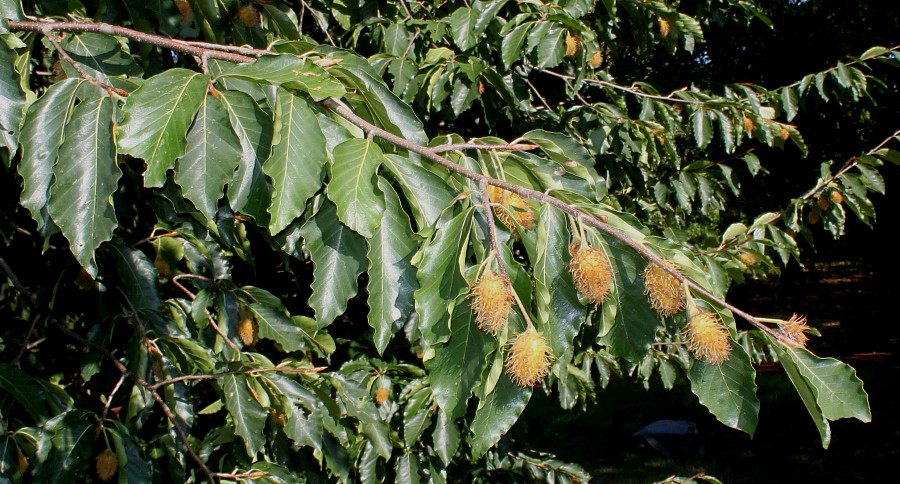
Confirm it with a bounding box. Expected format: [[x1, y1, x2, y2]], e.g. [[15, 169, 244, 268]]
[[817, 198, 830, 210], [469, 271, 514, 335], [685, 311, 732, 364], [96, 450, 118, 481], [742, 116, 754, 133], [738, 251, 758, 266], [565, 33, 580, 57], [568, 244, 613, 306], [505, 327, 552, 387], [659, 17, 671, 38], [777, 313, 811, 348], [236, 4, 260, 27], [830, 190, 844, 204], [643, 260, 685, 317], [237, 309, 259, 346], [487, 186, 536, 235], [588, 50, 604, 68]]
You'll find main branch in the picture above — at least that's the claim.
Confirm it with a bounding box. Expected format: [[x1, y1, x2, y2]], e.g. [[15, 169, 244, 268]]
[[7, 19, 786, 342]]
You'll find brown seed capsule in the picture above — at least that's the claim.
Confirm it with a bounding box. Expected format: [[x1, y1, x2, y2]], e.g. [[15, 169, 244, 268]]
[[780, 127, 791, 141], [742, 116, 754, 134], [478, 81, 485, 94], [738, 251, 757, 266], [237, 316, 259, 346], [808, 209, 820, 225], [505, 327, 552, 387], [817, 198, 830, 210], [96, 450, 118, 481], [588, 50, 604, 68], [237, 4, 260, 27], [487, 186, 536, 235], [659, 17, 671, 38], [375, 386, 389, 406], [685, 311, 731, 364], [830, 190, 844, 204], [568, 244, 613, 306], [565, 33, 580, 57], [643, 260, 685, 317], [777, 313, 811, 348], [469, 271, 514, 335]]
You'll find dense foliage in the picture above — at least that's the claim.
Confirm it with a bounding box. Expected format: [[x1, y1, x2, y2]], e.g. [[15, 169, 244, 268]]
[[1, 0, 895, 482]]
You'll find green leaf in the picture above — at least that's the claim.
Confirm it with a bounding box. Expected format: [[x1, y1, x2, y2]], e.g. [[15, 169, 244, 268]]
[[597, 236, 662, 363], [403, 383, 434, 447], [118, 68, 209, 187], [331, 374, 393, 458], [432, 409, 460, 466], [247, 303, 314, 352], [501, 22, 533, 68], [298, 199, 367, 328], [222, 373, 268, 457], [327, 138, 385, 238], [0, 363, 52, 425], [448, 7, 477, 51], [324, 50, 428, 147], [414, 207, 474, 347], [107, 423, 153, 484], [534, 23, 567, 69], [47, 96, 120, 277], [218, 54, 345, 101], [426, 300, 496, 420], [781, 86, 799, 122], [855, 164, 885, 194], [174, 94, 242, 221], [469, 374, 532, 458], [395, 451, 421, 484], [0, 42, 26, 158], [58, 32, 142, 81], [769, 336, 871, 426], [18, 79, 83, 232], [107, 242, 161, 312], [688, 342, 760, 436], [218, 89, 273, 223], [265, 89, 328, 234], [692, 108, 713, 149], [367, 179, 418, 354], [533, 206, 587, 373], [382, 154, 457, 234], [33, 412, 95, 483]]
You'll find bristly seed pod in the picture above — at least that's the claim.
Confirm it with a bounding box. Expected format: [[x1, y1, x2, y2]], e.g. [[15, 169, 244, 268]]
[[469, 271, 514, 335], [780, 127, 791, 141], [817, 198, 830, 210], [565, 33, 579, 57], [588, 50, 604, 68], [237, 4, 260, 27], [738, 251, 757, 266], [777, 313, 811, 348], [237, 310, 259, 346], [96, 449, 118, 481], [643, 260, 685, 317], [487, 185, 536, 235], [742, 116, 754, 134], [685, 311, 732, 364], [659, 17, 671, 38], [505, 327, 552, 387], [568, 244, 613, 306], [375, 386, 389, 406]]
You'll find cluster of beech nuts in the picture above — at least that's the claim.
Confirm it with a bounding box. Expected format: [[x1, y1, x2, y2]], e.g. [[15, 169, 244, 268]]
[[470, 190, 748, 389]]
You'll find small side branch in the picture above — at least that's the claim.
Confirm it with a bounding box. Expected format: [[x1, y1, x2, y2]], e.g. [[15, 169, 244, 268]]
[[433, 143, 540, 153]]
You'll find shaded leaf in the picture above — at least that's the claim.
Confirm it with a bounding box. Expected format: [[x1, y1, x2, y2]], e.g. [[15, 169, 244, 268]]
[[222, 373, 268, 457], [382, 154, 457, 234], [426, 300, 495, 420], [108, 242, 161, 312], [218, 89, 273, 223], [218, 54, 345, 101], [0, 42, 25, 158], [298, 199, 367, 328], [247, 303, 315, 353]]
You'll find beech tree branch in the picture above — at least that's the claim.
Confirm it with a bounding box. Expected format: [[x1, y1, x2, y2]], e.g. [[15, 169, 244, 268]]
[[7, 19, 789, 343]]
